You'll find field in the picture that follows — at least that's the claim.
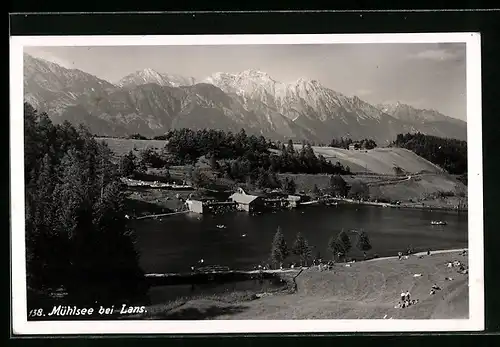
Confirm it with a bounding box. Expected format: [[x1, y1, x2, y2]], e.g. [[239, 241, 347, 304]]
[[97, 137, 167, 157], [297, 145, 445, 175], [139, 250, 468, 320], [281, 172, 467, 207]]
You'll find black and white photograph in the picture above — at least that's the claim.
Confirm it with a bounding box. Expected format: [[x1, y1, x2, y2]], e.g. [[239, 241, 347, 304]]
[[10, 33, 483, 334]]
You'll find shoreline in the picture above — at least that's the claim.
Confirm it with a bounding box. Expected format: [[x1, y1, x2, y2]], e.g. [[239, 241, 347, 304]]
[[144, 247, 468, 278], [27, 248, 468, 321], [138, 248, 469, 320], [326, 197, 467, 213], [128, 189, 467, 219], [364, 248, 468, 263]]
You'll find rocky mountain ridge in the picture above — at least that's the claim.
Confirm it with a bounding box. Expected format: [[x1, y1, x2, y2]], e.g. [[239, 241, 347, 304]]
[[23, 53, 467, 143]]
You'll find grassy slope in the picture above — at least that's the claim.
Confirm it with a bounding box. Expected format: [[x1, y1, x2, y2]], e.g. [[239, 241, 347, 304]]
[[281, 172, 467, 207], [289, 146, 466, 206], [140, 251, 468, 320], [297, 145, 445, 175]]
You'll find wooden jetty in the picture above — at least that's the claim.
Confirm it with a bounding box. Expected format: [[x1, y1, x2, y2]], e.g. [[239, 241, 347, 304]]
[[135, 210, 189, 220], [144, 268, 301, 286]]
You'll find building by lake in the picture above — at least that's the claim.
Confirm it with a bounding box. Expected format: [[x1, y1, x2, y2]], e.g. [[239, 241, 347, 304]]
[[229, 188, 264, 213]]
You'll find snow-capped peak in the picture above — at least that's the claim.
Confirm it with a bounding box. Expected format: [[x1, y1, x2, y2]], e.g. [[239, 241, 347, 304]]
[[117, 68, 196, 88], [118, 68, 168, 87]]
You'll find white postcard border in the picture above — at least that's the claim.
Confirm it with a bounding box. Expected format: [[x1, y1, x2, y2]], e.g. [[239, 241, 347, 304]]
[[10, 33, 483, 334]]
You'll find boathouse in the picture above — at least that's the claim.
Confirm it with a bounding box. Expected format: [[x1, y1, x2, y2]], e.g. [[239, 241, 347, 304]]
[[287, 195, 302, 208], [186, 198, 237, 214], [186, 199, 204, 214], [229, 188, 263, 212]]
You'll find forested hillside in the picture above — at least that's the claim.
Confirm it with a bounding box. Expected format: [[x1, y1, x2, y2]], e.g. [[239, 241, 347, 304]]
[[390, 133, 467, 176], [24, 103, 149, 306]]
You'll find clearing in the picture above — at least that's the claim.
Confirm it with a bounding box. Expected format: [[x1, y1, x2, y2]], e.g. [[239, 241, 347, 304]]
[[297, 145, 445, 175], [96, 137, 167, 156]]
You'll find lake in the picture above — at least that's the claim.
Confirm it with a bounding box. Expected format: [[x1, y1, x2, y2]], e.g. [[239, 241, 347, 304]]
[[132, 204, 468, 274]]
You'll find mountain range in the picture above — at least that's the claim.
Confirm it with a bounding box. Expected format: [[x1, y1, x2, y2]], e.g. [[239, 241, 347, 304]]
[[23, 53, 467, 144]]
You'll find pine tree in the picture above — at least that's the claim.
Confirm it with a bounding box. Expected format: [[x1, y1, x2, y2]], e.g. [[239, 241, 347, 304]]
[[312, 184, 321, 197], [347, 180, 369, 200], [293, 232, 312, 266], [283, 178, 297, 194], [356, 231, 372, 258], [328, 235, 344, 262], [120, 151, 137, 177], [88, 181, 149, 305], [337, 230, 352, 262], [329, 174, 348, 197], [270, 227, 289, 269], [24, 104, 150, 307]]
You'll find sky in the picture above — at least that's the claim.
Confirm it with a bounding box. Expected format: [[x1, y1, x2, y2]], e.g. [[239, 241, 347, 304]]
[[25, 43, 467, 121]]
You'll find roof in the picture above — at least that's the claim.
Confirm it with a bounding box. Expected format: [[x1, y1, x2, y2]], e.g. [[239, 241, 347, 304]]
[[229, 192, 259, 204]]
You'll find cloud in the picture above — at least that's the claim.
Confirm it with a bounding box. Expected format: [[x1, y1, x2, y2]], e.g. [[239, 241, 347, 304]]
[[355, 89, 373, 96], [408, 48, 462, 62], [24, 48, 74, 69]]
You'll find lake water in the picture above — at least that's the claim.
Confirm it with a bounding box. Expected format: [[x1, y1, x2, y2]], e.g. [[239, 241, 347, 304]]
[[149, 278, 285, 305], [132, 204, 468, 274]]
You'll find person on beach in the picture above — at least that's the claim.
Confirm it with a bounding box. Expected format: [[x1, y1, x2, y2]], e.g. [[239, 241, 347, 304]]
[[427, 250, 431, 256], [405, 291, 411, 302], [401, 291, 406, 302], [398, 252, 403, 260]]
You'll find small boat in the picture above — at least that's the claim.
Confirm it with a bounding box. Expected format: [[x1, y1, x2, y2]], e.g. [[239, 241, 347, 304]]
[[431, 220, 447, 226], [216, 224, 227, 229], [241, 234, 247, 237]]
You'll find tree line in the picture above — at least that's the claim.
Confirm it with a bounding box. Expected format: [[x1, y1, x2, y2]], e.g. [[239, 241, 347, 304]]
[[329, 137, 377, 150], [390, 132, 467, 176], [165, 128, 351, 173], [270, 227, 372, 268], [24, 103, 149, 307], [118, 128, 353, 191]]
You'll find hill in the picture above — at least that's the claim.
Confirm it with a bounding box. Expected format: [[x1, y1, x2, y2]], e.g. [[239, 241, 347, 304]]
[[284, 145, 466, 207], [390, 133, 467, 175], [140, 250, 468, 320], [304, 146, 445, 175]]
